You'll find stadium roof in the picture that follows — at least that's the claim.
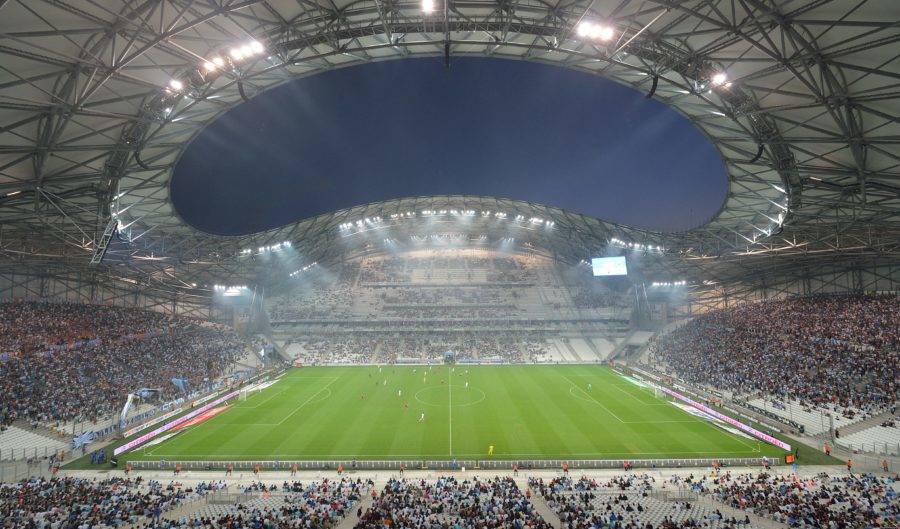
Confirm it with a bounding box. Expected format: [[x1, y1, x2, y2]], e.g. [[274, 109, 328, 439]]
[[0, 0, 897, 299]]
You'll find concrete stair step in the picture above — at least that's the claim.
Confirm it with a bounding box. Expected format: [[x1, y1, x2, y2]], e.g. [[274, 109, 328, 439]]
[[838, 410, 897, 436]]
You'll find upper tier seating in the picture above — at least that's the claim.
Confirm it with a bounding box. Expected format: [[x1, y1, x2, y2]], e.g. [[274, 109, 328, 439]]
[[650, 294, 898, 417], [0, 302, 255, 427]]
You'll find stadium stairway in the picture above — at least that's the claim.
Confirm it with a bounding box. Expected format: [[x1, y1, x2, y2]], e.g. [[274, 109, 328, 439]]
[[608, 330, 638, 360], [835, 409, 897, 436], [582, 335, 605, 361], [0, 425, 68, 461], [12, 419, 67, 443], [334, 494, 374, 529], [521, 481, 562, 529], [562, 339, 584, 361]]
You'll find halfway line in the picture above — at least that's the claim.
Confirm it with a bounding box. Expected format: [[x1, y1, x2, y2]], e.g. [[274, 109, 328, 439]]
[[448, 366, 453, 457]]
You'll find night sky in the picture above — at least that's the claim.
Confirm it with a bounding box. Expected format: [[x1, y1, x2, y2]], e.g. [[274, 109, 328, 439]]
[[172, 58, 727, 235]]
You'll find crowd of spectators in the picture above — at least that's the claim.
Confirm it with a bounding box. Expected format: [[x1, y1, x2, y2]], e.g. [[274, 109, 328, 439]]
[[382, 306, 523, 319], [268, 283, 354, 321], [532, 471, 900, 529], [288, 331, 553, 365], [532, 474, 752, 529], [571, 289, 617, 310], [148, 478, 372, 529], [288, 336, 380, 365], [267, 249, 633, 327], [355, 476, 553, 528], [380, 287, 515, 305], [650, 294, 899, 414], [0, 302, 172, 357], [356, 253, 535, 284], [674, 471, 899, 528], [0, 476, 225, 528], [0, 302, 254, 427]]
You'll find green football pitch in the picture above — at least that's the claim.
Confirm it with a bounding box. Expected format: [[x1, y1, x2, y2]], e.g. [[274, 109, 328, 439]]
[[124, 365, 786, 462]]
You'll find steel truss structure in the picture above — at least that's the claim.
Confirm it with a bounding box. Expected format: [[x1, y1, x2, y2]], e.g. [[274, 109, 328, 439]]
[[0, 0, 898, 310]]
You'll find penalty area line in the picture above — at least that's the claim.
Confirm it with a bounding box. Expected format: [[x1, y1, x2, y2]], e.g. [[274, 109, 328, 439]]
[[275, 378, 339, 426], [560, 372, 625, 423]]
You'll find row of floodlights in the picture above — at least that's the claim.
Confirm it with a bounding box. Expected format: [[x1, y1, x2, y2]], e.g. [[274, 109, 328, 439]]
[[421, 209, 477, 216], [610, 237, 665, 252], [165, 40, 265, 95], [214, 284, 248, 291], [411, 233, 466, 241], [340, 211, 554, 231], [418, 0, 731, 88], [240, 240, 291, 255], [289, 262, 317, 277], [651, 281, 687, 287], [575, 21, 732, 90], [339, 216, 383, 230]]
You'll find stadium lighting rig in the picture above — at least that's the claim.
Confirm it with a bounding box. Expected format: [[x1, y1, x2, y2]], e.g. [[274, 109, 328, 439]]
[[340, 209, 551, 238], [576, 21, 615, 42], [710, 72, 728, 86], [421, 0, 435, 13], [213, 285, 249, 296], [651, 280, 686, 287], [163, 39, 265, 98], [239, 240, 291, 256], [289, 262, 317, 277], [609, 237, 665, 253]]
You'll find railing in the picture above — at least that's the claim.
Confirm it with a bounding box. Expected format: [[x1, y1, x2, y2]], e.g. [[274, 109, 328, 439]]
[[650, 489, 698, 502], [129, 456, 780, 471], [0, 446, 65, 462], [837, 441, 900, 456]]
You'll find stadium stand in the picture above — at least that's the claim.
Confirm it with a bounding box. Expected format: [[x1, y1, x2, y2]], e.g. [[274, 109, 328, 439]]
[[531, 470, 900, 529], [153, 478, 372, 529], [678, 471, 900, 528], [836, 423, 900, 456], [0, 476, 225, 528], [0, 302, 258, 431], [0, 425, 68, 461], [648, 294, 898, 428], [531, 474, 750, 529], [355, 476, 554, 528], [267, 250, 631, 366]]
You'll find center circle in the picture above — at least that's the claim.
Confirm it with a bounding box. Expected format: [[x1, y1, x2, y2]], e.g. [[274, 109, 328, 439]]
[[414, 385, 486, 407]]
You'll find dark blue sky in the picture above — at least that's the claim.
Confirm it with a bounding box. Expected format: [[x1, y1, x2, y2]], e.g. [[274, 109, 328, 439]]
[[172, 58, 727, 235]]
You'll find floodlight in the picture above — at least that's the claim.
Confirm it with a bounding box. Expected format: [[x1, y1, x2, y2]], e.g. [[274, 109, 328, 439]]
[[597, 25, 614, 41], [230, 48, 244, 60], [422, 0, 435, 13], [202, 61, 216, 72], [249, 41, 264, 54], [577, 21, 614, 41], [711, 72, 728, 86], [168, 79, 184, 90]]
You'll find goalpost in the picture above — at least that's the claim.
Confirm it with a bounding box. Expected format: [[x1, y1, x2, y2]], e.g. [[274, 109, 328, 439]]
[[238, 384, 263, 402]]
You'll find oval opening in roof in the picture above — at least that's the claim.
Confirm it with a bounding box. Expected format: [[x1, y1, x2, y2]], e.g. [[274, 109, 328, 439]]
[[171, 57, 728, 236]]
